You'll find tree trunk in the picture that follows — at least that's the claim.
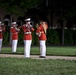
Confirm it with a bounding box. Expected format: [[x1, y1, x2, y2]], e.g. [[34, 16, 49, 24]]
[[9, 15, 12, 45], [61, 19, 65, 45], [62, 24, 64, 45]]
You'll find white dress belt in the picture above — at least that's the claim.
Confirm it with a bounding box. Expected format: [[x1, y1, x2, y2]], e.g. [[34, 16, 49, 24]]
[[24, 32, 31, 34]]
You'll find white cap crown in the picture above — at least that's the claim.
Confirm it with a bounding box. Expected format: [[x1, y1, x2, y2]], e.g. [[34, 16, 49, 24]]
[[25, 18, 31, 22], [12, 22, 16, 25], [0, 22, 1, 24]]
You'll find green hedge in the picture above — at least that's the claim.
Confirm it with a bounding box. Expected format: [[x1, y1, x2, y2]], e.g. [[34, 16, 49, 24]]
[[3, 31, 9, 45], [2, 29, 76, 45], [64, 30, 74, 44], [46, 29, 60, 45]]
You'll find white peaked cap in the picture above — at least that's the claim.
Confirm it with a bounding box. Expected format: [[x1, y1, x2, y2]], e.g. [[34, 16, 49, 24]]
[[12, 22, 16, 25], [0, 22, 1, 24], [25, 18, 31, 21]]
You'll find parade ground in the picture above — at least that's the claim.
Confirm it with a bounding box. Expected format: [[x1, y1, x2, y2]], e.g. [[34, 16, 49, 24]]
[[0, 46, 76, 60], [0, 54, 76, 60], [0, 46, 76, 75]]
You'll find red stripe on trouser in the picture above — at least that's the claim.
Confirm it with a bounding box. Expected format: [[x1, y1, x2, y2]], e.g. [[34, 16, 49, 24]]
[[12, 40, 18, 52], [40, 40, 46, 56], [24, 40, 32, 58]]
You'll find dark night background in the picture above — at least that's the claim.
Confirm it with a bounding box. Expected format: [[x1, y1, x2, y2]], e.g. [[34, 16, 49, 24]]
[[0, 0, 76, 45]]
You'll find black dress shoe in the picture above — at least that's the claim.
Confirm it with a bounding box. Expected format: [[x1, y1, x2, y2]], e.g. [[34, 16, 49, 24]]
[[39, 56, 46, 58]]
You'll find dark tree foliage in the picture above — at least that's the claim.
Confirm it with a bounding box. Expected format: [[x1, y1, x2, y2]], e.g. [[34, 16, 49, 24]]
[[0, 0, 76, 27], [0, 0, 43, 16]]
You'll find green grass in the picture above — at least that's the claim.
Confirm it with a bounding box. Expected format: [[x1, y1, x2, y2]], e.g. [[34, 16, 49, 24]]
[[0, 57, 76, 75], [0, 46, 76, 75], [1, 46, 76, 56]]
